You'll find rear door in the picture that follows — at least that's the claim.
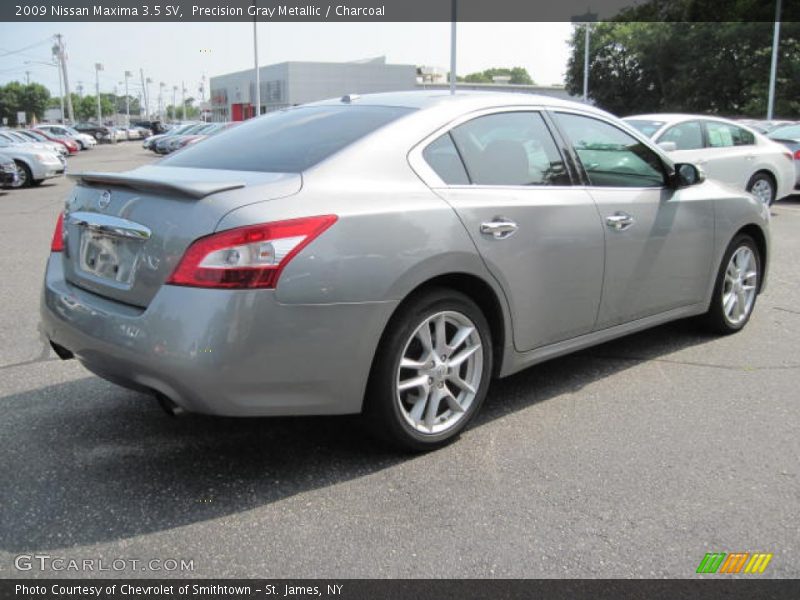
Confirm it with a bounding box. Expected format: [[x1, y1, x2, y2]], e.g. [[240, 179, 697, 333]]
[[553, 111, 715, 327], [416, 109, 605, 352], [699, 120, 757, 190]]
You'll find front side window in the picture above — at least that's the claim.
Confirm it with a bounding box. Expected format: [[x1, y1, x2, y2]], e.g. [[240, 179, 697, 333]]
[[447, 111, 569, 186], [705, 121, 755, 147], [555, 112, 666, 188], [659, 121, 704, 150]]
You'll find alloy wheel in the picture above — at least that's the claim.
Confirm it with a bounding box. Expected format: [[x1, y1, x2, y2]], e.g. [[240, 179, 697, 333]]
[[722, 246, 758, 326], [395, 310, 483, 434]]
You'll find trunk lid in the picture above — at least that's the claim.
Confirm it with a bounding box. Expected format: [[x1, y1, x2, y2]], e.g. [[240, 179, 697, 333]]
[[61, 165, 302, 307]]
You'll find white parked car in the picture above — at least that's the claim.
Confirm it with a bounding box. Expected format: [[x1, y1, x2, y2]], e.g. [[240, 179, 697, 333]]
[[0, 130, 67, 157], [625, 114, 795, 205], [0, 136, 65, 187], [37, 124, 96, 150]]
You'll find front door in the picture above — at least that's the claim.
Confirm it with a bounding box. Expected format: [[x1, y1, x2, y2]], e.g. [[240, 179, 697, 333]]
[[553, 111, 715, 328]]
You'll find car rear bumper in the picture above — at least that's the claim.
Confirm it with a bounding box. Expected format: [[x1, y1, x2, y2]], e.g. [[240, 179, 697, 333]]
[[40, 255, 395, 417]]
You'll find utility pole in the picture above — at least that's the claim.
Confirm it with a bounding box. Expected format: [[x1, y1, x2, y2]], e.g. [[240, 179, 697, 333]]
[[181, 81, 186, 121], [77, 81, 83, 98], [25, 71, 30, 85], [94, 63, 103, 122], [124, 71, 131, 126], [767, 0, 782, 120], [252, 0, 260, 118], [54, 34, 74, 123], [48, 44, 65, 123], [172, 85, 177, 120], [139, 69, 149, 118]]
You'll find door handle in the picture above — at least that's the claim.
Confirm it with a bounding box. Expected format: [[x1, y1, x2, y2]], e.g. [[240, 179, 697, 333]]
[[606, 212, 635, 231], [480, 218, 518, 239]]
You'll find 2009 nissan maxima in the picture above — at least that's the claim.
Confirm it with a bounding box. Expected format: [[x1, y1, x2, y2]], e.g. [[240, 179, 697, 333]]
[[41, 92, 770, 451]]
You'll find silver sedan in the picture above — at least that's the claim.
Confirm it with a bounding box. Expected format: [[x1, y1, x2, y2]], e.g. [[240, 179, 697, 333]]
[[40, 92, 770, 450]]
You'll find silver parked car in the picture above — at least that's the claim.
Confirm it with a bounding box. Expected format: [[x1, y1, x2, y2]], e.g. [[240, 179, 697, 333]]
[[41, 92, 770, 450]]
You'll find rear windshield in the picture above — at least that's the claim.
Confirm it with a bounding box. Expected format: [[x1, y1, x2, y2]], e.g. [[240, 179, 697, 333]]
[[161, 105, 414, 173], [624, 119, 665, 138]]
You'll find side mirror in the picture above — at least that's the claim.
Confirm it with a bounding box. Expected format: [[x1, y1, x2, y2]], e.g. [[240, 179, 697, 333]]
[[674, 163, 706, 187], [657, 141, 678, 152]]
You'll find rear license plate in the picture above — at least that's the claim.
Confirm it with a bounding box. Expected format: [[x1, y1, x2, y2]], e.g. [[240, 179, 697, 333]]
[[78, 231, 140, 285]]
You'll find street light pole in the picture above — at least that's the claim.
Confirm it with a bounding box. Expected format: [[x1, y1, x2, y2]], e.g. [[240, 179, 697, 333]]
[[159, 82, 165, 121], [172, 85, 178, 120], [181, 82, 186, 121], [124, 71, 131, 126], [767, 0, 782, 120], [449, 0, 457, 95], [571, 12, 598, 103], [252, 0, 260, 117], [94, 63, 103, 122]]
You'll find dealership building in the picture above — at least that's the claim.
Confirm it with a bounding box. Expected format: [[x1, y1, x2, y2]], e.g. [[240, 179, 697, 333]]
[[209, 57, 577, 121], [209, 56, 417, 120]]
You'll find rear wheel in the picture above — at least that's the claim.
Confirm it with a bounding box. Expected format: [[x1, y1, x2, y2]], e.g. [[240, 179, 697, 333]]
[[364, 288, 493, 452], [746, 172, 776, 206], [701, 234, 761, 334], [13, 161, 32, 188]]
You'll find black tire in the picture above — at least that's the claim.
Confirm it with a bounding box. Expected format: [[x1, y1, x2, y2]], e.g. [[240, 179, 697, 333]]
[[13, 160, 32, 188], [746, 172, 776, 206], [363, 287, 493, 452], [700, 234, 761, 335]]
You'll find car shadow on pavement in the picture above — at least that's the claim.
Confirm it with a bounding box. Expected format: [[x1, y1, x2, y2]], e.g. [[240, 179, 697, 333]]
[[0, 319, 714, 551]]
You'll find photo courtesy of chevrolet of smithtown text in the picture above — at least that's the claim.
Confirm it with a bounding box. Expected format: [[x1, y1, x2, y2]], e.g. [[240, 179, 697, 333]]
[[0, 0, 798, 598]]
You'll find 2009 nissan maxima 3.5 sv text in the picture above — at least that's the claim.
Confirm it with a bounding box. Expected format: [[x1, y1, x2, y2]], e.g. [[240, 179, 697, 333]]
[[41, 92, 770, 451]]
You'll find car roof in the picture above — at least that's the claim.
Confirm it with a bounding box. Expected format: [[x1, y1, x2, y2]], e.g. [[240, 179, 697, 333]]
[[309, 90, 607, 116]]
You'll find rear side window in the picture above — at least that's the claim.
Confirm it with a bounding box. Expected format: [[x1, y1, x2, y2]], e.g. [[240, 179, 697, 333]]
[[162, 105, 414, 172], [449, 111, 569, 186], [705, 121, 755, 147], [422, 133, 469, 185]]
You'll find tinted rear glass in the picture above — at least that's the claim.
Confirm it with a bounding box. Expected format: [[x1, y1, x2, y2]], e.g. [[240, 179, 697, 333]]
[[161, 105, 414, 173]]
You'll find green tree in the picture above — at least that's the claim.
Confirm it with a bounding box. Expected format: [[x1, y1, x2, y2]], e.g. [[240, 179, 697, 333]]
[[566, 3, 800, 118], [0, 81, 51, 125], [463, 67, 535, 85]]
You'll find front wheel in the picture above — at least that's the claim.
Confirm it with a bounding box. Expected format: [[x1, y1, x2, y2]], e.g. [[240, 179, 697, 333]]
[[13, 161, 32, 188], [364, 288, 493, 452], [701, 234, 761, 334]]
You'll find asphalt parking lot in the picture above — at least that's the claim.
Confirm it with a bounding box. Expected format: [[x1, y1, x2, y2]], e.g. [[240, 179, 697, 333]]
[[0, 143, 798, 579]]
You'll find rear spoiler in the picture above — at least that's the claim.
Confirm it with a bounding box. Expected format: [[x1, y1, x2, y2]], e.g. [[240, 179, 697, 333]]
[[69, 171, 245, 199]]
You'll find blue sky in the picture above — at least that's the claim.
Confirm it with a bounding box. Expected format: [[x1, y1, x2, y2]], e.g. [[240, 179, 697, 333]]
[[0, 22, 573, 99]]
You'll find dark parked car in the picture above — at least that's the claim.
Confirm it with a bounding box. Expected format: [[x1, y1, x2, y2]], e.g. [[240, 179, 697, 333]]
[[0, 152, 18, 188], [72, 123, 116, 143]]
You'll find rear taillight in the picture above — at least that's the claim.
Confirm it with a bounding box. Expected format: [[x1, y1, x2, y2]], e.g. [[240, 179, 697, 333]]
[[794, 149, 800, 160], [166, 215, 337, 289], [50, 212, 65, 252]]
